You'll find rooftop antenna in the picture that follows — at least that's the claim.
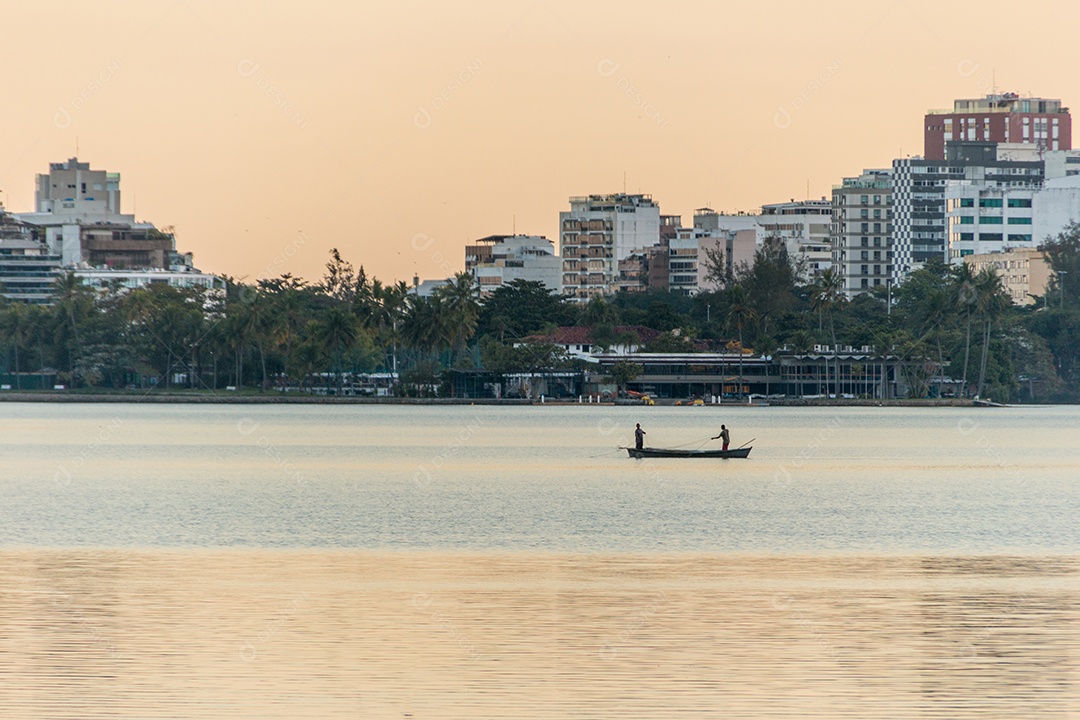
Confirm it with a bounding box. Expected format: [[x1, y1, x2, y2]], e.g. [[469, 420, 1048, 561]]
[[75, 136, 79, 157]]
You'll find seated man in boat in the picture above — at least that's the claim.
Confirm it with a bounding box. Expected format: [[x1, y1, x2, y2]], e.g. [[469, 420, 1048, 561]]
[[712, 425, 730, 451], [634, 423, 646, 450]]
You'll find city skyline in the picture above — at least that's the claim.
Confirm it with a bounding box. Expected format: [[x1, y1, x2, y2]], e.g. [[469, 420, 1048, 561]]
[[3, 1, 1079, 286]]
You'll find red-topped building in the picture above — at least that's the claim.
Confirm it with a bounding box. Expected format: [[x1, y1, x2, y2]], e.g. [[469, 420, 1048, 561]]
[[924, 93, 1071, 160]]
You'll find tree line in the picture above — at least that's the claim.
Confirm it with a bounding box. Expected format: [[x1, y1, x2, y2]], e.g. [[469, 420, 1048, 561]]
[[1, 227, 1078, 401]]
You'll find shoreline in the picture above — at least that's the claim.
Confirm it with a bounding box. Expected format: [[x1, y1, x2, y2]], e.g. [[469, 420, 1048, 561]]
[[0, 391, 989, 406]]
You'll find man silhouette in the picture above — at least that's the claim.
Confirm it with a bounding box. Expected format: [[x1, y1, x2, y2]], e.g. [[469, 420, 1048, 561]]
[[712, 425, 730, 451]]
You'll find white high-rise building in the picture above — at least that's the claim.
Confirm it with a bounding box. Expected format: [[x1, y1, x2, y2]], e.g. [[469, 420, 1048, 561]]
[[465, 234, 561, 296], [758, 200, 834, 280], [1033, 175, 1080, 244], [945, 185, 1036, 261], [560, 193, 660, 301]]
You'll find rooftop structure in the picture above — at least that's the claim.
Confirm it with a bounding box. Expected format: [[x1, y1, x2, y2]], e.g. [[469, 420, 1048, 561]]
[[924, 93, 1071, 160]]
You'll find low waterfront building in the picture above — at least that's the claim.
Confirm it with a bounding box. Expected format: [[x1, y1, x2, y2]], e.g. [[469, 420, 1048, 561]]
[[74, 266, 226, 293], [593, 347, 932, 400], [519, 325, 661, 362]]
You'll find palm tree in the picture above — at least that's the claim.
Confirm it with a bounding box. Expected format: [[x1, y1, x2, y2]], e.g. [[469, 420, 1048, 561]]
[[974, 267, 1008, 399], [812, 268, 846, 397], [370, 280, 409, 374], [724, 284, 757, 401], [52, 272, 92, 379], [951, 262, 977, 397], [316, 306, 359, 393], [434, 272, 480, 363], [789, 329, 815, 398]]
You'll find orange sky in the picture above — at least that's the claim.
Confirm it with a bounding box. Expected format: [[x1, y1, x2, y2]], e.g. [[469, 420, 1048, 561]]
[[3, 0, 1078, 286]]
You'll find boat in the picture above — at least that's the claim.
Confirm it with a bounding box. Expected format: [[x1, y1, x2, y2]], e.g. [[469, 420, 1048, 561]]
[[622, 446, 752, 459]]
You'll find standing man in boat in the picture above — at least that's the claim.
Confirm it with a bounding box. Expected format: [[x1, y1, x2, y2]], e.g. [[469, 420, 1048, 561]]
[[712, 425, 730, 451], [634, 423, 646, 450]]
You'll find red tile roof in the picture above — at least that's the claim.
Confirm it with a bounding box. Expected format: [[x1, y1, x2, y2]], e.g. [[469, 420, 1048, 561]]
[[523, 325, 662, 346]]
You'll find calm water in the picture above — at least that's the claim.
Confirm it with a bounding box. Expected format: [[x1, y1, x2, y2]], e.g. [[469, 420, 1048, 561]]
[[0, 403, 1078, 717]]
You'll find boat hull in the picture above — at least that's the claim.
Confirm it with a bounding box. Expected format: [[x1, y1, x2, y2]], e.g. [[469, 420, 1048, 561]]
[[624, 447, 752, 459]]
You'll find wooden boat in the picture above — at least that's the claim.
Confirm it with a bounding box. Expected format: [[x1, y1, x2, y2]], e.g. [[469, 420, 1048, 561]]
[[623, 446, 752, 459]]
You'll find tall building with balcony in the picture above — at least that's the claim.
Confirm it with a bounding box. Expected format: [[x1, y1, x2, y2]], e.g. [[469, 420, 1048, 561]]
[[758, 200, 834, 280], [924, 93, 1071, 161], [464, 234, 561, 296], [0, 210, 61, 304], [667, 226, 756, 295], [831, 169, 892, 297], [560, 193, 660, 301]]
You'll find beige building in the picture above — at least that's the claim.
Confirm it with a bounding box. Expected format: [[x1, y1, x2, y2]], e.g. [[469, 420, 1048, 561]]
[[964, 248, 1052, 305], [35, 157, 121, 215]]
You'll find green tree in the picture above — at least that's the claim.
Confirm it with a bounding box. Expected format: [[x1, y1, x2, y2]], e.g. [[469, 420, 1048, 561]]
[[604, 360, 643, 396], [477, 279, 570, 340]]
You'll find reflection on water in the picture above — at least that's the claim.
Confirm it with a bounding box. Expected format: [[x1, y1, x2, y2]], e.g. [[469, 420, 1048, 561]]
[[0, 550, 1075, 718]]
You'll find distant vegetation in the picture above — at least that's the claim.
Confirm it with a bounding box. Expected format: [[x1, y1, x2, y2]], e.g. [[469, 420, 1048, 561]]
[[2, 227, 1079, 402]]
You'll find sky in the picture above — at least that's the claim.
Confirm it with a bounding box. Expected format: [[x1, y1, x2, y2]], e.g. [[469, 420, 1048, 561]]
[[3, 0, 1079, 287]]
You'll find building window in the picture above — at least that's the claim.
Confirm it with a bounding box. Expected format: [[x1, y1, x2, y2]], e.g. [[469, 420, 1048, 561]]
[[979, 233, 1003, 241], [1007, 217, 1032, 225], [959, 216, 975, 224], [959, 232, 974, 241], [861, 237, 869, 247], [959, 198, 975, 207], [979, 198, 1003, 208], [861, 278, 869, 288], [981, 216, 1004, 225], [1007, 197, 1032, 208], [861, 264, 869, 275], [1007, 234, 1032, 242], [873, 237, 881, 247]]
